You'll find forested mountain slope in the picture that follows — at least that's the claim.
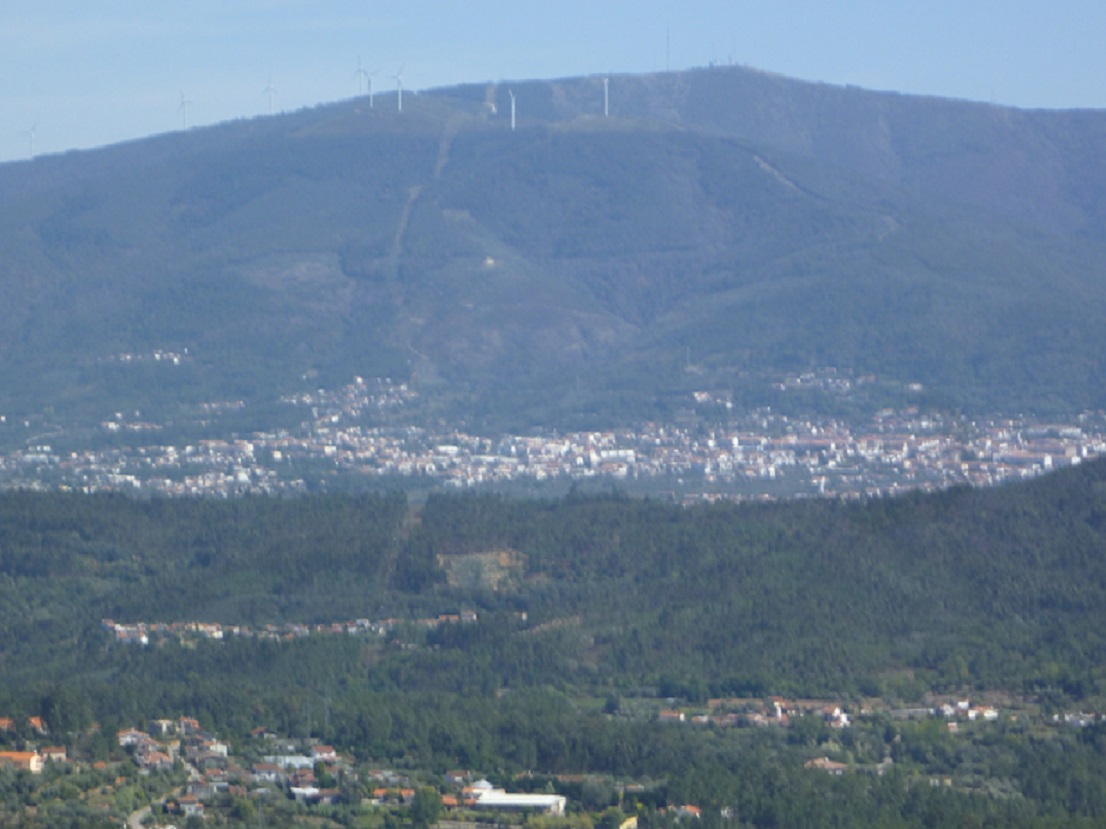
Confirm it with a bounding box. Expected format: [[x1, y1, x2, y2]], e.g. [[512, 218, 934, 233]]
[[1, 67, 1106, 428]]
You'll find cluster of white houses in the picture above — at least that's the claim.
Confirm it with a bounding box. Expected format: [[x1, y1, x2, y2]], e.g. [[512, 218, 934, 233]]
[[103, 611, 477, 646]]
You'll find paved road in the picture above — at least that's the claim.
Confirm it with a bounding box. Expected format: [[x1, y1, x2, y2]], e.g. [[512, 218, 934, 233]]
[[126, 804, 150, 829], [127, 783, 185, 829]]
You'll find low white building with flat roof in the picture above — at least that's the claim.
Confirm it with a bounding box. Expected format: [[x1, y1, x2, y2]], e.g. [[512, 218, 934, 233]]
[[472, 788, 566, 816]]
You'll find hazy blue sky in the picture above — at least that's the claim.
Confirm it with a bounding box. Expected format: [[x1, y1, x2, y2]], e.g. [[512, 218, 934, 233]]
[[4, 1, 1106, 164]]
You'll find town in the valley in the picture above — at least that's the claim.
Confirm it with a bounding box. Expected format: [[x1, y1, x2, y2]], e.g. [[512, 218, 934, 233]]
[[1, 369, 1103, 500]]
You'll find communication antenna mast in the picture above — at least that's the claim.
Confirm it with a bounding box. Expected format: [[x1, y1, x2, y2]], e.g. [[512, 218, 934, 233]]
[[262, 76, 277, 115], [509, 89, 516, 131]]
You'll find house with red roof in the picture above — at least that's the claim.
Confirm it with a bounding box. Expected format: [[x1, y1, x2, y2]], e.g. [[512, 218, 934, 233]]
[[0, 752, 43, 774]]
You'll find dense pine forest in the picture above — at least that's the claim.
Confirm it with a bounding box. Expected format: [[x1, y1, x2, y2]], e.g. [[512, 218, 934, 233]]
[[0, 458, 1105, 826]]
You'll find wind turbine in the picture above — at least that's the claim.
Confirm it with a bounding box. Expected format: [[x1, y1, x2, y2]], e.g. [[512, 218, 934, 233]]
[[354, 56, 368, 95], [179, 91, 193, 129], [263, 75, 277, 115], [391, 66, 404, 112], [20, 123, 37, 159], [509, 89, 516, 131], [367, 69, 378, 108]]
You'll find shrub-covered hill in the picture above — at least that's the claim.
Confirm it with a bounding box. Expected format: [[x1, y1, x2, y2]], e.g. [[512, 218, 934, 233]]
[[2, 67, 1106, 430], [1, 456, 1105, 704]]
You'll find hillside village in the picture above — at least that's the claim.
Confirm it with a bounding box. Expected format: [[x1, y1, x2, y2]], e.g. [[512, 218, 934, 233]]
[[2, 712, 573, 824], [102, 611, 481, 647], [0, 693, 1098, 827], [2, 374, 1104, 500]]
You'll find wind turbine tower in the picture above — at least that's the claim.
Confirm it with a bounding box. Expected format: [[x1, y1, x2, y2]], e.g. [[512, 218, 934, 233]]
[[21, 123, 37, 159], [367, 69, 378, 108], [509, 89, 516, 131], [603, 76, 609, 117], [179, 91, 193, 129], [392, 67, 404, 112], [263, 76, 277, 115]]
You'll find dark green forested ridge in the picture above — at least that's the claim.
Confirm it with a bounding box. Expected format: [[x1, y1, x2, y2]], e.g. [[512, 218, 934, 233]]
[[0, 456, 1103, 704]]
